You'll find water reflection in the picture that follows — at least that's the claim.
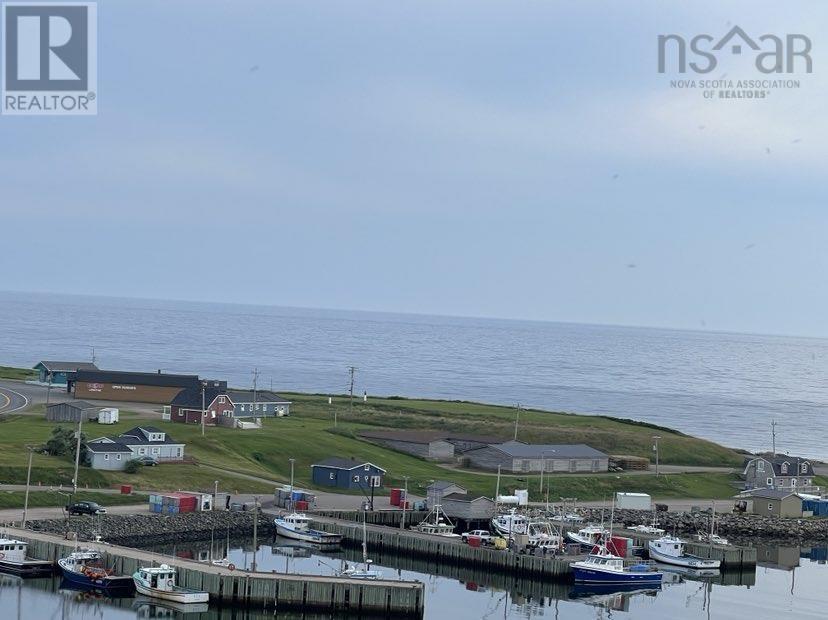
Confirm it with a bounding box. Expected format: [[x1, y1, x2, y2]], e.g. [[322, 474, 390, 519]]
[[3, 539, 828, 619]]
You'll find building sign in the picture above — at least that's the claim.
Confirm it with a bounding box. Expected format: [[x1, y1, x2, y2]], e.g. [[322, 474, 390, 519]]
[[87, 382, 102, 392], [112, 384, 137, 391]]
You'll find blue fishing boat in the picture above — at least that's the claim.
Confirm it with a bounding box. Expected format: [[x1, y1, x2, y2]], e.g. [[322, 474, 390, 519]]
[[572, 545, 663, 585], [58, 550, 135, 593]]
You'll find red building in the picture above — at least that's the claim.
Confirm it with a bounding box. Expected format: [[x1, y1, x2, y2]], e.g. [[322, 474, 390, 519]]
[[169, 386, 234, 426]]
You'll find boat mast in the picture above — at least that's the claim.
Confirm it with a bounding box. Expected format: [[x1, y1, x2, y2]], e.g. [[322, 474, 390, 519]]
[[362, 509, 368, 564]]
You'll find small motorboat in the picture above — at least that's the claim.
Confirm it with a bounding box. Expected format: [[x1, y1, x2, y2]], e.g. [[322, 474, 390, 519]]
[[274, 513, 342, 545], [0, 537, 53, 576], [648, 536, 720, 569], [572, 544, 663, 585], [551, 513, 584, 524], [491, 509, 529, 536], [414, 505, 461, 538], [629, 524, 666, 535], [133, 565, 209, 604], [567, 525, 610, 547], [58, 550, 134, 593]]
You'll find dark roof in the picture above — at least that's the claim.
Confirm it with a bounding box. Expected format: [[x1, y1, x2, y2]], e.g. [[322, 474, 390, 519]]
[[491, 441, 608, 459], [427, 480, 467, 492], [171, 387, 225, 409], [226, 390, 291, 404], [311, 457, 387, 473], [118, 426, 182, 446], [359, 429, 505, 445], [85, 440, 132, 454], [442, 493, 492, 503], [46, 400, 100, 410], [748, 489, 802, 500], [35, 361, 99, 372], [70, 369, 200, 389], [748, 456, 814, 477]]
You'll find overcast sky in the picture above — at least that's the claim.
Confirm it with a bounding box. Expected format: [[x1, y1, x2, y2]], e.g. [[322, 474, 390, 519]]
[[1, 1, 826, 336]]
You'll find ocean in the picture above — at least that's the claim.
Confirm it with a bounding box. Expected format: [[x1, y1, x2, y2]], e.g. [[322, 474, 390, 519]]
[[1, 291, 826, 458]]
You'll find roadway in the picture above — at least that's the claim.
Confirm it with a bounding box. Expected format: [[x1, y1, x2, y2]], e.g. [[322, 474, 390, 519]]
[[0, 383, 31, 414]]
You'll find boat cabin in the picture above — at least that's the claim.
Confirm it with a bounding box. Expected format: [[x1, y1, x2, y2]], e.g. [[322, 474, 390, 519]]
[[650, 536, 683, 557], [278, 513, 312, 531], [583, 550, 624, 572], [138, 565, 177, 591], [0, 539, 28, 563]]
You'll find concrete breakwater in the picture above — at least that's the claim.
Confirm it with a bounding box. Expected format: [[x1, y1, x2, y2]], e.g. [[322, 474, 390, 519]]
[[582, 507, 828, 541], [25, 511, 272, 545]]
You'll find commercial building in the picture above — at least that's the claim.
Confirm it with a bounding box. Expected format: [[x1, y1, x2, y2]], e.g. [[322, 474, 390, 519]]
[[311, 457, 386, 491], [464, 440, 609, 473], [33, 361, 99, 386], [441, 494, 496, 522], [68, 369, 206, 404]]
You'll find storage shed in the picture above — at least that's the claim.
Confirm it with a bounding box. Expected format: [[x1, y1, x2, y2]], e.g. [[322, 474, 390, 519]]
[[749, 489, 803, 519], [311, 458, 386, 491], [45, 401, 102, 422], [441, 494, 496, 521]]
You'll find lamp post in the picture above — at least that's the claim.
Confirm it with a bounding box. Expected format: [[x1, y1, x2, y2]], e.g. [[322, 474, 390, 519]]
[[201, 381, 207, 437], [652, 436, 661, 476], [22, 446, 35, 527], [400, 475, 409, 530]]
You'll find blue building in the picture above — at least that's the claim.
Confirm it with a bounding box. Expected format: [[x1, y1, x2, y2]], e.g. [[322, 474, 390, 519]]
[[311, 457, 386, 490], [33, 360, 99, 386]]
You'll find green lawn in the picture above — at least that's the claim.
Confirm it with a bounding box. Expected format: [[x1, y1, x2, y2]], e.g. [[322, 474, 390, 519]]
[[0, 366, 30, 381], [0, 390, 747, 501], [0, 490, 147, 509]]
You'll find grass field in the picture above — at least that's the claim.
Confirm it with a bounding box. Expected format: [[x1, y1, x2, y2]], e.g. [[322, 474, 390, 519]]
[[0, 366, 30, 381], [0, 490, 146, 509]]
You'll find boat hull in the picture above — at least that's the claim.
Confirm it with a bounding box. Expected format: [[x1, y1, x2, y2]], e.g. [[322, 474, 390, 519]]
[[134, 581, 209, 604], [274, 523, 342, 545], [572, 565, 663, 584], [647, 547, 720, 569], [0, 558, 54, 577], [59, 563, 135, 593]]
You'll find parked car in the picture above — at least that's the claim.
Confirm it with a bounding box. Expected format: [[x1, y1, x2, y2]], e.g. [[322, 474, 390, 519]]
[[461, 529, 494, 544], [66, 501, 106, 516], [133, 455, 158, 466]]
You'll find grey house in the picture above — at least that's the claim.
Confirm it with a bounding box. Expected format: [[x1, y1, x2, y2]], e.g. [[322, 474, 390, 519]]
[[86, 426, 185, 470], [743, 456, 816, 492], [226, 390, 291, 418], [46, 401, 102, 422], [442, 494, 496, 521], [427, 480, 468, 506], [465, 441, 609, 473]]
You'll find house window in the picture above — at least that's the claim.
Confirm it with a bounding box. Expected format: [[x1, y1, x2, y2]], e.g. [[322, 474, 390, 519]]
[[767, 478, 773, 485], [353, 475, 359, 483], [104, 454, 109, 460], [152, 447, 160, 455], [329, 472, 335, 480], [116, 454, 121, 460], [219, 396, 225, 404], [805, 479, 811, 485], [781, 463, 788, 474], [139, 448, 146, 455], [792, 479, 797, 486], [241, 405, 245, 412], [768, 503, 774, 511], [801, 463, 808, 473], [757, 461, 764, 472], [364, 464, 370, 471]]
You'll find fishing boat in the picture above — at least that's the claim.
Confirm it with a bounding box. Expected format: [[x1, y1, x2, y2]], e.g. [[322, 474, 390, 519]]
[[274, 513, 343, 545], [58, 550, 134, 593], [695, 502, 729, 546], [0, 537, 54, 576], [339, 511, 383, 579], [526, 520, 564, 550], [647, 535, 721, 569], [551, 512, 584, 523], [572, 544, 663, 585], [132, 564, 209, 604], [491, 509, 529, 536], [567, 525, 610, 547], [628, 508, 665, 535], [414, 505, 460, 538]]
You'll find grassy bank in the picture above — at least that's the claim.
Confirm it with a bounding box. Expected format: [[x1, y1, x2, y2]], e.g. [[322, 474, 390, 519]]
[[0, 365, 29, 381], [0, 490, 147, 509]]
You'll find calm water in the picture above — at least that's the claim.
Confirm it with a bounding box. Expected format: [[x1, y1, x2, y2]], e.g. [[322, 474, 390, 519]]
[[1, 291, 827, 457], [1, 537, 827, 619]]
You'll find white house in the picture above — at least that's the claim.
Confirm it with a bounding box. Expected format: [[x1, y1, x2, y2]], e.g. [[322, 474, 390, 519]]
[[86, 426, 185, 471]]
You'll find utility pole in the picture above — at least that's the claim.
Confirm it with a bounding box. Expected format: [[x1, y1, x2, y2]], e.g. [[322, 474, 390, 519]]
[[252, 368, 259, 412], [22, 446, 34, 527], [513, 403, 521, 441], [771, 420, 777, 456], [252, 495, 259, 572], [90, 346, 96, 365], [494, 465, 502, 512], [46, 372, 52, 405], [72, 417, 83, 495], [400, 476, 409, 530], [289, 457, 295, 509], [201, 381, 206, 437], [653, 436, 661, 476], [347, 366, 357, 415]]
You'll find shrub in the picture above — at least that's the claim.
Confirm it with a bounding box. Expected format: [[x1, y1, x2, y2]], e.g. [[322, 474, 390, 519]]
[[124, 459, 143, 474]]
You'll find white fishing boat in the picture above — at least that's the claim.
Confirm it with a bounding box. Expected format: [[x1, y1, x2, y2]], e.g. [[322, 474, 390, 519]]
[[695, 502, 729, 546], [0, 537, 53, 576], [491, 509, 529, 536], [274, 513, 343, 545], [551, 513, 584, 523], [526, 520, 564, 550], [414, 505, 460, 538], [339, 511, 383, 579], [132, 565, 209, 604], [648, 536, 721, 569], [629, 524, 665, 535], [567, 525, 610, 547]]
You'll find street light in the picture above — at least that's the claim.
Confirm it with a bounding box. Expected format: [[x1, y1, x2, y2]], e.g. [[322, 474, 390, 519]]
[[201, 381, 207, 437], [22, 445, 36, 527], [652, 436, 662, 476]]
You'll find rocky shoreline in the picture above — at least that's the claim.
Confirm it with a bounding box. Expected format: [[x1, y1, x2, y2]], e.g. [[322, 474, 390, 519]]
[[578, 507, 828, 541], [26, 511, 274, 545]]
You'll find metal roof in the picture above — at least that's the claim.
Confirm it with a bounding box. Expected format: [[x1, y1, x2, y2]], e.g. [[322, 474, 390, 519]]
[[226, 390, 291, 404], [85, 440, 133, 454], [491, 440, 608, 459], [46, 400, 100, 410], [747, 489, 802, 500], [35, 361, 99, 372], [311, 457, 387, 473], [70, 369, 200, 389], [427, 480, 467, 491]]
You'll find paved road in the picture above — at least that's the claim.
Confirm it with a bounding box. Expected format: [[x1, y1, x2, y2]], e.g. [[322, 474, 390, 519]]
[[0, 379, 163, 417], [0, 503, 149, 524], [0, 384, 30, 414]]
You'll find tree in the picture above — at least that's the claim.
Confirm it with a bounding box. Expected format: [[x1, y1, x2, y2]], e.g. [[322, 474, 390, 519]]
[[44, 426, 88, 464], [124, 459, 143, 474]]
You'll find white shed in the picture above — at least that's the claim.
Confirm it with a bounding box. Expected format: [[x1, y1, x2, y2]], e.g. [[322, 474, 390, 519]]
[[97, 408, 120, 424]]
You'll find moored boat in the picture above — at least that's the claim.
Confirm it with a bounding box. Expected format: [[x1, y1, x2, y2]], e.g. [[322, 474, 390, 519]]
[[414, 505, 461, 538], [132, 564, 209, 604], [273, 513, 342, 545], [0, 537, 53, 577], [567, 525, 610, 547], [58, 550, 134, 593], [491, 509, 528, 536], [572, 544, 663, 585], [338, 510, 383, 579], [648, 535, 721, 569]]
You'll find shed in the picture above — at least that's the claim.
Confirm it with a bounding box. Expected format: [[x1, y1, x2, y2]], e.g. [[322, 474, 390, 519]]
[[85, 440, 133, 471], [33, 361, 99, 386], [465, 441, 609, 473], [441, 494, 496, 521], [748, 489, 803, 518], [311, 458, 386, 491], [358, 430, 456, 461], [426, 480, 467, 505], [45, 401, 102, 422]]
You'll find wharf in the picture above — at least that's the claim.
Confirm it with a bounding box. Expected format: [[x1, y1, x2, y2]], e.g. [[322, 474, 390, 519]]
[[613, 526, 757, 568], [5, 527, 424, 617]]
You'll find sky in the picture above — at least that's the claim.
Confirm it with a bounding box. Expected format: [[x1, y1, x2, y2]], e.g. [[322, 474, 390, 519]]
[[0, 1, 826, 337]]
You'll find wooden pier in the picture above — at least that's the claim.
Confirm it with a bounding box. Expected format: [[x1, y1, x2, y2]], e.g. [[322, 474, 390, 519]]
[[613, 526, 757, 568], [6, 527, 424, 617]]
